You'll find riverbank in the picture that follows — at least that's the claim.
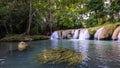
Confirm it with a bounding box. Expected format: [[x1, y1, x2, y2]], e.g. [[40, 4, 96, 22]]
[[51, 23, 120, 40], [0, 34, 49, 42], [89, 23, 120, 39], [1, 23, 120, 42]]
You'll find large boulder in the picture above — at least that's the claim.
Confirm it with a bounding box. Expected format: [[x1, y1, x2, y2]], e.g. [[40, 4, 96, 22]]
[[58, 31, 62, 39], [94, 27, 109, 40], [62, 30, 74, 39], [18, 41, 28, 51], [112, 26, 120, 40]]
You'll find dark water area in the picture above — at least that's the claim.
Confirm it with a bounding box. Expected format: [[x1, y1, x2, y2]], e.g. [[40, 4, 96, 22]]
[[0, 40, 120, 68]]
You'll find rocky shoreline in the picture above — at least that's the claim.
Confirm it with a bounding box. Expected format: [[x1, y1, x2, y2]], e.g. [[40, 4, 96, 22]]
[[50, 23, 120, 40], [0, 35, 49, 42]]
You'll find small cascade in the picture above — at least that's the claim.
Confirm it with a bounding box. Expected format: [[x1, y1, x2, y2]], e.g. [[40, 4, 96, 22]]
[[51, 29, 90, 40], [50, 31, 59, 40], [112, 26, 120, 40], [79, 29, 90, 40], [84, 29, 90, 39], [72, 29, 79, 39], [79, 29, 85, 40], [118, 32, 120, 40], [94, 27, 104, 40]]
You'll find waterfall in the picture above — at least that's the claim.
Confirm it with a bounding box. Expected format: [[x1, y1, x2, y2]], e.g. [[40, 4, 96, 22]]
[[50, 29, 90, 40], [118, 32, 120, 40], [50, 31, 59, 40], [84, 29, 90, 39], [94, 27, 104, 40], [112, 26, 120, 40], [72, 29, 79, 39], [79, 29, 90, 40]]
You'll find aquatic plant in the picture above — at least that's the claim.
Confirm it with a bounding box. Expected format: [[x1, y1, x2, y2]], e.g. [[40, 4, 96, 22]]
[[36, 48, 83, 65]]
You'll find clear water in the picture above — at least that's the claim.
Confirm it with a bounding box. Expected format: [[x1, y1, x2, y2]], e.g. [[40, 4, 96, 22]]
[[0, 40, 120, 68]]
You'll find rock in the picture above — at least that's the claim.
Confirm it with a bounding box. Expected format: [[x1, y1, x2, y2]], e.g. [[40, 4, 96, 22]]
[[112, 26, 120, 40], [94, 27, 108, 40], [18, 41, 28, 51], [62, 30, 74, 39], [58, 31, 62, 39]]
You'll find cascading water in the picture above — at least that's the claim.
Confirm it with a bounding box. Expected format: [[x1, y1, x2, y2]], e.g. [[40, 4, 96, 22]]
[[79, 29, 85, 40], [50, 29, 90, 40], [112, 26, 120, 40], [94, 27, 104, 40], [118, 32, 120, 40], [79, 29, 90, 40], [50, 31, 59, 40], [84, 29, 90, 39], [72, 29, 79, 39]]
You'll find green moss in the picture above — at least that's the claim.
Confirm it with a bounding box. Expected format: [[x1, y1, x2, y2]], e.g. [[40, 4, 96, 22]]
[[88, 26, 101, 37], [0, 34, 20, 42], [88, 23, 120, 38], [0, 34, 49, 42], [30, 35, 49, 40], [36, 48, 83, 65]]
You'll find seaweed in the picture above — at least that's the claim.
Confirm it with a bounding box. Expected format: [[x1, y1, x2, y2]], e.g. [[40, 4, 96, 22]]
[[36, 48, 83, 65]]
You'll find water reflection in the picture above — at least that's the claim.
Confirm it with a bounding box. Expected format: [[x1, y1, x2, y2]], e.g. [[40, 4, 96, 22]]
[[72, 40, 89, 61], [0, 42, 16, 66], [94, 40, 120, 68], [51, 40, 58, 48]]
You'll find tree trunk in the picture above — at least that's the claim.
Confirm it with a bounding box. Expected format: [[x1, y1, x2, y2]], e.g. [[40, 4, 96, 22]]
[[49, 11, 52, 35], [9, 24, 13, 34], [48, 0, 52, 35], [3, 22, 9, 34], [26, 2, 32, 35]]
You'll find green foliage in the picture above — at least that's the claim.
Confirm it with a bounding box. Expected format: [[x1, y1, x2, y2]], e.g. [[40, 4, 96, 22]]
[[85, 14, 97, 27], [0, 34, 20, 42], [0, 34, 49, 42], [0, 0, 120, 37], [30, 35, 49, 40], [89, 23, 120, 37], [87, 0, 104, 11], [110, 0, 120, 11]]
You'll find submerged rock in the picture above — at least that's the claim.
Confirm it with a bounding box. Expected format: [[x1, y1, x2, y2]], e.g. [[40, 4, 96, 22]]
[[36, 48, 83, 65], [18, 41, 28, 51]]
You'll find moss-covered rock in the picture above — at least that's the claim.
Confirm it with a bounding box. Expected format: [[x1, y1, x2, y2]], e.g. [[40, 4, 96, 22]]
[[89, 23, 120, 39], [0, 34, 49, 42], [62, 30, 74, 39], [30, 35, 49, 40], [36, 48, 83, 65], [112, 26, 120, 40]]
